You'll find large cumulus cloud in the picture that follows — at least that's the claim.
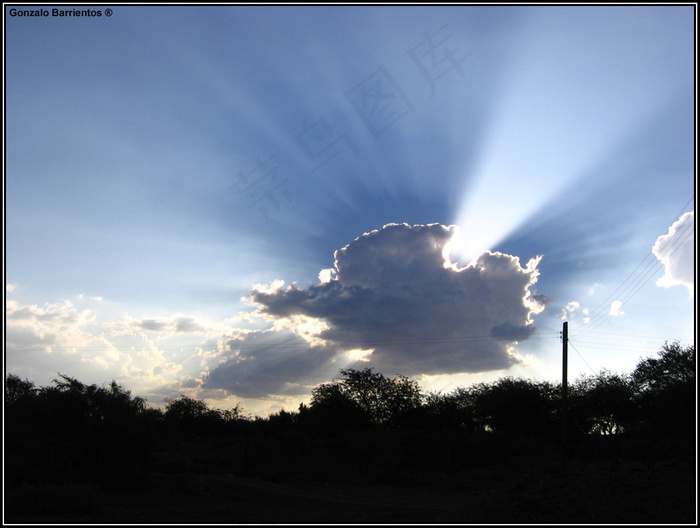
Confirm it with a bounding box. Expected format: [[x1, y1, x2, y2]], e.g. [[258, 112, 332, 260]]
[[206, 224, 546, 397]]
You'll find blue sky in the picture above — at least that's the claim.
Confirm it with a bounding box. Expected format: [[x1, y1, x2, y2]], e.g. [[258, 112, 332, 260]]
[[5, 5, 695, 416]]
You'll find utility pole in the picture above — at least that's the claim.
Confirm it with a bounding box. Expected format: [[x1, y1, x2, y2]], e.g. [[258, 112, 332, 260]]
[[561, 321, 568, 474]]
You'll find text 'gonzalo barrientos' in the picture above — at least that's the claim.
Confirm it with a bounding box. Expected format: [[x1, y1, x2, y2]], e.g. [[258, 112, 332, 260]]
[[8, 8, 113, 17]]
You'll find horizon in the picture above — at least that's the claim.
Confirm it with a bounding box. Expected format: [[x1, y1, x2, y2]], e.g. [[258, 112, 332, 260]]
[[5, 339, 694, 418]]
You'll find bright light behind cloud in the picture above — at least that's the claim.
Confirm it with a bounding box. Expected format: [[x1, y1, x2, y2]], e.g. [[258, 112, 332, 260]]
[[450, 8, 686, 264], [238, 223, 546, 384]]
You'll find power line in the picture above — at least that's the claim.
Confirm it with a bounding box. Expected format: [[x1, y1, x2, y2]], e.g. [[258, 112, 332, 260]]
[[566, 341, 660, 355], [569, 334, 680, 347], [578, 219, 693, 336], [574, 197, 693, 329], [567, 330, 689, 341], [567, 339, 597, 376], [564, 323, 682, 381], [5, 330, 562, 353], [571, 199, 694, 337], [577, 213, 693, 332]]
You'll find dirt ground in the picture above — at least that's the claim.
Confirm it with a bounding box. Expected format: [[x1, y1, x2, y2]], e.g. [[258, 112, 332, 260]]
[[5, 455, 696, 524]]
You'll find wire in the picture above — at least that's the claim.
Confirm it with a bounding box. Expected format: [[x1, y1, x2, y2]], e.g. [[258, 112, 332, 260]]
[[571, 200, 694, 337], [566, 342, 660, 356], [575, 196, 693, 331], [5, 330, 562, 353], [567, 339, 598, 376], [578, 214, 693, 332], [569, 330, 686, 345], [579, 221, 693, 336], [564, 330, 685, 342]]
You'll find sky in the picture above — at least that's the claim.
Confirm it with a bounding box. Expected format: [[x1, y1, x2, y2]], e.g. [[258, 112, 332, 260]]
[[4, 4, 696, 416]]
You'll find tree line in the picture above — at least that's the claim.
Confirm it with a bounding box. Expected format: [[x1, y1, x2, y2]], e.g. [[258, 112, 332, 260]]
[[4, 341, 695, 492]]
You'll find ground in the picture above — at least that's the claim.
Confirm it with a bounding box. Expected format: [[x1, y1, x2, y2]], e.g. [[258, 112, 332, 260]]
[[5, 454, 696, 524]]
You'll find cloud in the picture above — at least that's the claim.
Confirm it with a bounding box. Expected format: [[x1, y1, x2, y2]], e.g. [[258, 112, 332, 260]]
[[652, 211, 694, 296], [5, 298, 222, 393], [6, 224, 549, 404], [203, 328, 341, 399], [204, 224, 546, 397], [588, 283, 604, 295], [77, 293, 103, 301], [608, 300, 624, 317], [560, 301, 591, 324], [560, 301, 580, 320], [107, 312, 233, 337], [5, 299, 99, 353]]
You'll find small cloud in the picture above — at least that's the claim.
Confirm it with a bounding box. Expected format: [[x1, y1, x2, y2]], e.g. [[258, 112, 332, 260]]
[[345, 348, 374, 362], [588, 283, 604, 295], [560, 301, 591, 324], [174, 317, 206, 334], [560, 301, 580, 320], [582, 308, 591, 325], [318, 268, 336, 284], [77, 293, 103, 302], [118, 313, 232, 336], [6, 284, 16, 293], [652, 211, 694, 296], [138, 319, 168, 332], [608, 300, 624, 317]]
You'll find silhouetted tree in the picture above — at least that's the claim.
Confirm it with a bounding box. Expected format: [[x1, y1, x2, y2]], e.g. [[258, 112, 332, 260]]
[[414, 386, 481, 432], [310, 368, 423, 428], [165, 395, 220, 434], [163, 394, 246, 435], [5, 374, 39, 406], [472, 377, 558, 438], [630, 342, 695, 438], [266, 408, 298, 429], [571, 371, 634, 435], [632, 341, 695, 392], [301, 383, 372, 436], [5, 373, 158, 490], [221, 403, 246, 422]]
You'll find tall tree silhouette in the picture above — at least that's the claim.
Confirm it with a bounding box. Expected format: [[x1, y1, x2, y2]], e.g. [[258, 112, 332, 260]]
[[631, 342, 695, 438], [5, 374, 157, 490], [471, 377, 558, 438], [164, 395, 243, 435], [309, 368, 423, 427], [571, 371, 634, 435]]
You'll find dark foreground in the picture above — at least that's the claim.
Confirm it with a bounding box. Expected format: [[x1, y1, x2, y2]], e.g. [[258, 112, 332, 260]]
[[6, 454, 696, 524]]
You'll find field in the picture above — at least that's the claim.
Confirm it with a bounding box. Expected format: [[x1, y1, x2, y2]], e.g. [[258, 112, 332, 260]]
[[6, 450, 696, 524], [5, 363, 697, 525]]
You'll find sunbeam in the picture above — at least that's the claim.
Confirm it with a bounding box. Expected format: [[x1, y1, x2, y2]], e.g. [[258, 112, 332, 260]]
[[449, 7, 691, 265]]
